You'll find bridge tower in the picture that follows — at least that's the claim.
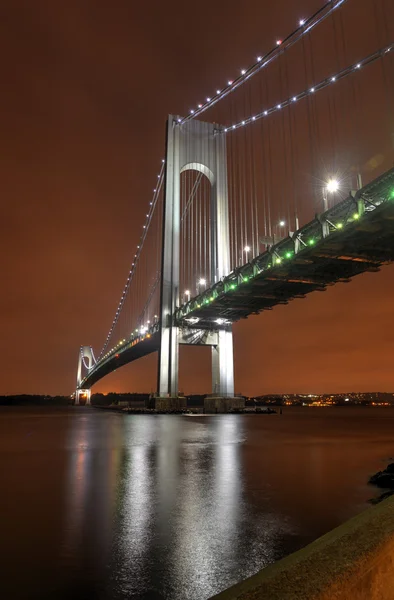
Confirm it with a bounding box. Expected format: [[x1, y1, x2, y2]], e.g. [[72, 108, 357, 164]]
[[76, 345, 94, 405], [158, 116, 234, 400]]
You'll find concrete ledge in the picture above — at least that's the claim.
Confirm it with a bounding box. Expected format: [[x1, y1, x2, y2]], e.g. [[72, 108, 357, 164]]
[[210, 495, 394, 600], [204, 397, 245, 413]]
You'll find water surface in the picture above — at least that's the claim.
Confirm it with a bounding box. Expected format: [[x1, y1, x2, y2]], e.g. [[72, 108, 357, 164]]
[[0, 406, 392, 599]]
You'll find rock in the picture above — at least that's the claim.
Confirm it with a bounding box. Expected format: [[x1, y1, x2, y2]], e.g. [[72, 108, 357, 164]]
[[369, 471, 383, 484], [369, 463, 394, 487], [372, 473, 394, 489], [369, 490, 394, 504]]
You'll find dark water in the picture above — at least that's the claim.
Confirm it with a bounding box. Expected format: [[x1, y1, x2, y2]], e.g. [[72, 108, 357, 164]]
[[0, 407, 393, 600]]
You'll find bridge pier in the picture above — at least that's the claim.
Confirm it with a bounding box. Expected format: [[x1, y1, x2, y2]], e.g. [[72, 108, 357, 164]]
[[76, 346, 95, 405], [204, 396, 245, 414], [146, 395, 187, 411], [212, 329, 235, 397], [158, 115, 235, 397], [75, 389, 91, 405]]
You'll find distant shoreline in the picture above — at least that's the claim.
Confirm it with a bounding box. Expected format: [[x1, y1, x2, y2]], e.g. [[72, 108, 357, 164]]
[[1, 392, 394, 409]]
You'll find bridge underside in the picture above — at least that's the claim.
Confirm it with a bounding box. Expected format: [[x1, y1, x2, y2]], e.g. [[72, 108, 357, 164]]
[[81, 332, 160, 388], [175, 168, 394, 328]]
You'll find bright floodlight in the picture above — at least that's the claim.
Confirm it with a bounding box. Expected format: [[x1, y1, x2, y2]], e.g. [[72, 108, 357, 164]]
[[199, 278, 206, 286], [326, 178, 339, 193], [279, 220, 285, 227], [244, 245, 251, 252]]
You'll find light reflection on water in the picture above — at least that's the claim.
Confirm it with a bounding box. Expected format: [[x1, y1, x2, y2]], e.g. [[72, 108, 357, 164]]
[[0, 407, 392, 599]]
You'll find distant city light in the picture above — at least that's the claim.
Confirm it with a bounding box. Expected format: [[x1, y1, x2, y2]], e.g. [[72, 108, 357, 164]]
[[279, 220, 286, 227], [199, 278, 206, 286], [244, 245, 251, 252]]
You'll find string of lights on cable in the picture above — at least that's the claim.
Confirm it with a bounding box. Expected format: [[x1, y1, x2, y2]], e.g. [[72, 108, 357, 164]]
[[182, 0, 348, 123], [219, 43, 393, 133], [98, 160, 165, 359]]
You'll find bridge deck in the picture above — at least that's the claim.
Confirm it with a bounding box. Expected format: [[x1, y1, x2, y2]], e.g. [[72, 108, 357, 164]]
[[175, 167, 394, 329], [81, 331, 159, 388]]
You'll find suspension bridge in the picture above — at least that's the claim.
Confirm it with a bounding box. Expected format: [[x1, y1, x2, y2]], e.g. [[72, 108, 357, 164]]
[[76, 0, 394, 410]]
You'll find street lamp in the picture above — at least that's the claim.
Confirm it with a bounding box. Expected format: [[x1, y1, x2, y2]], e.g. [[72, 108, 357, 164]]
[[323, 178, 339, 211], [279, 220, 285, 227], [198, 278, 206, 294], [244, 245, 251, 263], [326, 178, 339, 193], [184, 289, 191, 302]]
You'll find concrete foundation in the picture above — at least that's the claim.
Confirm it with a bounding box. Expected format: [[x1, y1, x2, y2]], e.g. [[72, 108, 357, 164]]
[[146, 396, 187, 411], [204, 397, 245, 413]]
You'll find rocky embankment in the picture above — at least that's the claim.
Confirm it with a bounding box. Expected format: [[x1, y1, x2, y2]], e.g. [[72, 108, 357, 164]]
[[369, 462, 394, 503]]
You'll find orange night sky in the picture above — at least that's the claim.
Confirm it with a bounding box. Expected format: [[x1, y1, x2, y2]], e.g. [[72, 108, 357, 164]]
[[1, 0, 393, 396]]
